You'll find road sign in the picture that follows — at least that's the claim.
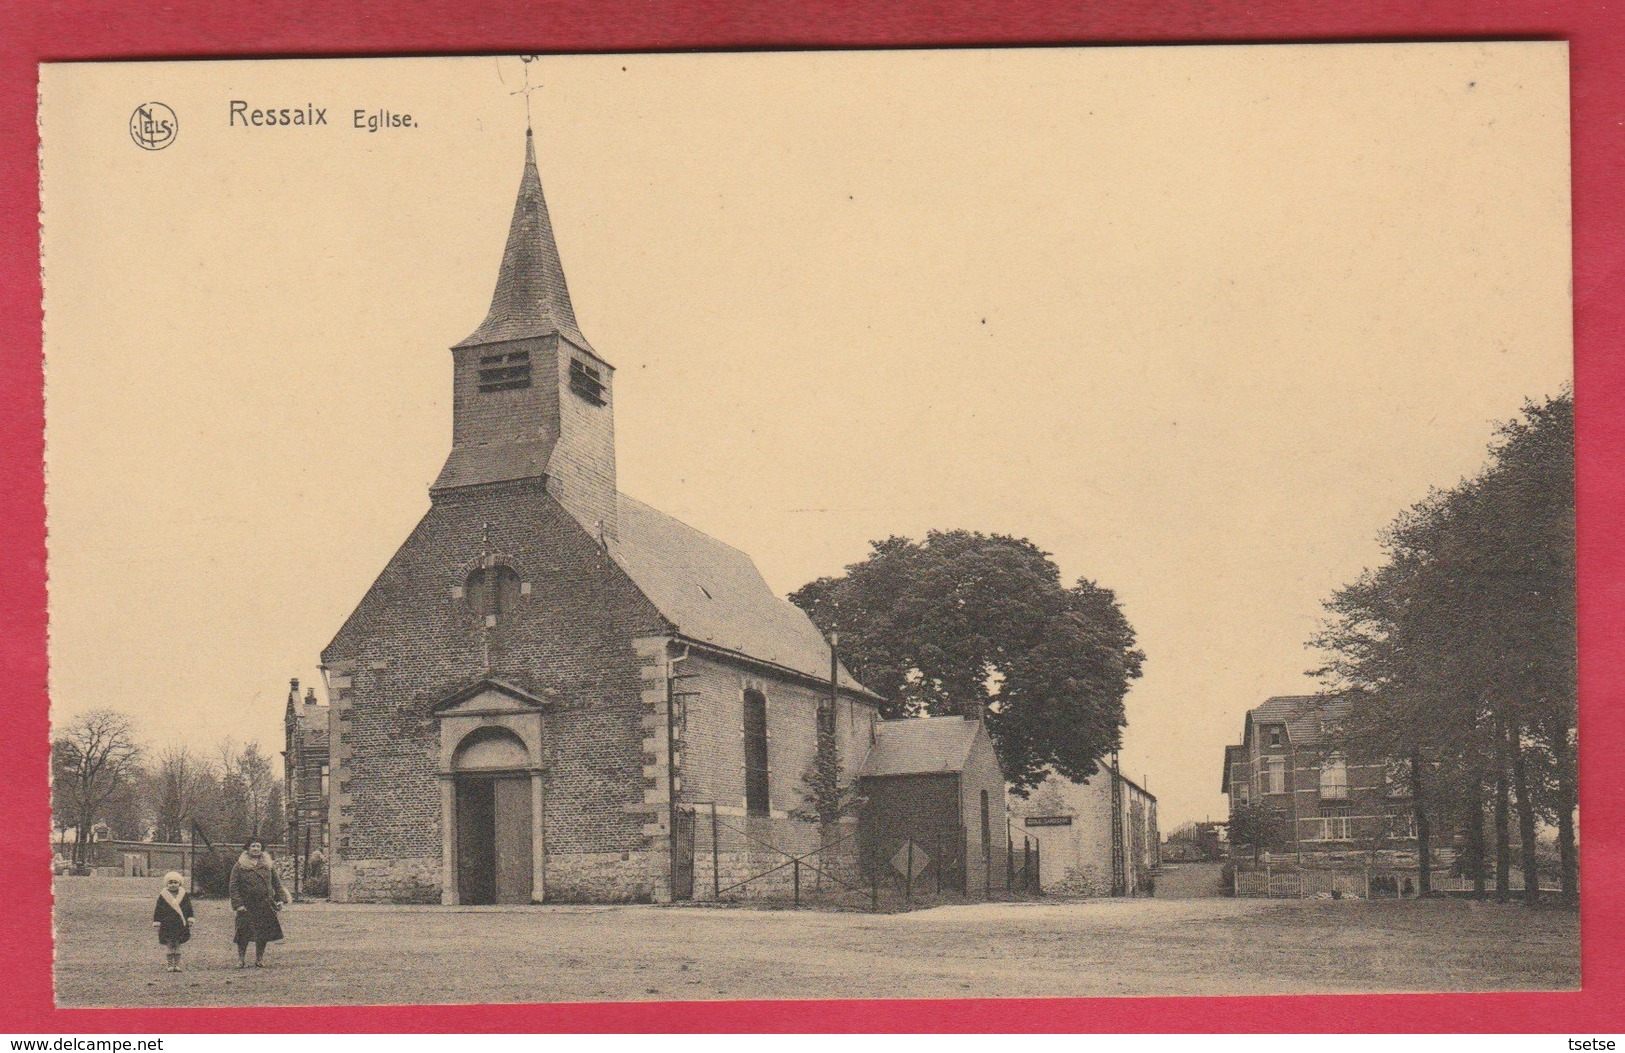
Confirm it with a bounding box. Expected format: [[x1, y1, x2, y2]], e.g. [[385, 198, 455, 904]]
[[891, 840, 929, 880]]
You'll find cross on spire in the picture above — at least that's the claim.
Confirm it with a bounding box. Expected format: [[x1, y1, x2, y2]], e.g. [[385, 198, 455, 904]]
[[455, 76, 592, 352], [509, 54, 543, 132]]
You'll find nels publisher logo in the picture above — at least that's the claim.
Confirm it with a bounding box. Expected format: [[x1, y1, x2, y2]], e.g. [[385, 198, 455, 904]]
[[129, 102, 178, 150]]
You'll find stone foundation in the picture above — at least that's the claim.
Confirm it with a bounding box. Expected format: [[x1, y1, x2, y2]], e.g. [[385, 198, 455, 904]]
[[330, 855, 442, 904], [685, 843, 863, 901], [539, 851, 658, 902]]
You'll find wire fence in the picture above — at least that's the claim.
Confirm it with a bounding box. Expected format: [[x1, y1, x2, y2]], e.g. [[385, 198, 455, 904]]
[[674, 805, 1040, 911]]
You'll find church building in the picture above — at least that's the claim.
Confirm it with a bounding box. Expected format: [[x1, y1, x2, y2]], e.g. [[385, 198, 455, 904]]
[[319, 128, 885, 904]]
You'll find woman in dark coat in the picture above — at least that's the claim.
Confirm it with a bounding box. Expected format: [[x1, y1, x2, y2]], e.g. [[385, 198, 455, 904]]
[[228, 839, 289, 968], [151, 870, 194, 972]]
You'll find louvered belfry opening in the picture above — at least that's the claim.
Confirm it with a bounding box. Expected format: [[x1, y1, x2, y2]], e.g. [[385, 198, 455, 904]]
[[478, 350, 532, 393]]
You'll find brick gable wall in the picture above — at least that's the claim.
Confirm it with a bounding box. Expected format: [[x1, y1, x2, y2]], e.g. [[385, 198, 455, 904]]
[[322, 477, 671, 903]]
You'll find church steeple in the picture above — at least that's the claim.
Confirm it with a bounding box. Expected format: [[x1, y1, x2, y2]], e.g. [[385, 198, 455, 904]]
[[433, 128, 618, 543], [457, 129, 591, 352]]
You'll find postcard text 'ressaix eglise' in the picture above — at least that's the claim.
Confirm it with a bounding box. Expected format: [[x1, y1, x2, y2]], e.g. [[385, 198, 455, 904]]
[[228, 101, 415, 132]]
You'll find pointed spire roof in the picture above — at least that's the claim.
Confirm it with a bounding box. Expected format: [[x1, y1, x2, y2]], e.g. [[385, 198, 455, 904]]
[[457, 130, 592, 352]]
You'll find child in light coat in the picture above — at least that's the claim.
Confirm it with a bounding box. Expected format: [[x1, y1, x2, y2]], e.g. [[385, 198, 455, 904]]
[[151, 871, 194, 972]]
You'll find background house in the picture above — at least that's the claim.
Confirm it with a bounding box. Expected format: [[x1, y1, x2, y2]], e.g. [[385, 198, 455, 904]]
[[283, 677, 331, 892], [1006, 764, 1158, 896], [1222, 694, 1439, 896]]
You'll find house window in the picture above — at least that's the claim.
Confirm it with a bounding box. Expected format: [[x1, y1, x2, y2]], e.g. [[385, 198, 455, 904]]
[[569, 358, 607, 405], [466, 564, 522, 624], [1384, 759, 1412, 797], [1233, 780, 1250, 805], [1386, 810, 1418, 840], [320, 765, 330, 797], [743, 689, 769, 816], [1268, 729, 1283, 748], [1304, 816, 1354, 841], [478, 350, 531, 392], [1319, 753, 1349, 800], [1261, 755, 1286, 795]]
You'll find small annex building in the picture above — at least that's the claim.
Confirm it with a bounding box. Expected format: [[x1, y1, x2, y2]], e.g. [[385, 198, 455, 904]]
[[319, 128, 884, 905], [858, 715, 1010, 897], [1007, 766, 1159, 896]]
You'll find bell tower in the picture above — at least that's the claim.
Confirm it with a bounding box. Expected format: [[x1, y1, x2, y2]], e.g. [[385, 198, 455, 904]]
[[432, 129, 618, 541]]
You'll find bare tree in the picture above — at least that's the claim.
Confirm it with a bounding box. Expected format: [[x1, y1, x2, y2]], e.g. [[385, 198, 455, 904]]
[[216, 739, 279, 842], [52, 710, 144, 863], [152, 743, 215, 843]]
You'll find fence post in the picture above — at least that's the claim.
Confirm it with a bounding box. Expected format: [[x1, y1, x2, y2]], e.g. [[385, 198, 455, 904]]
[[711, 805, 720, 902], [1033, 841, 1041, 895], [871, 859, 879, 912], [1007, 823, 1015, 890]]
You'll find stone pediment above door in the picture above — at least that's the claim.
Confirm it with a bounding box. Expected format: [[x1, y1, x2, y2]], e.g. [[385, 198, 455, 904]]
[[433, 679, 549, 777], [431, 678, 551, 718]]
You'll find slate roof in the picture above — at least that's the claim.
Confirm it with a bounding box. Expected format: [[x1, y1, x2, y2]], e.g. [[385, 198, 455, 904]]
[[609, 493, 876, 698], [457, 130, 595, 354], [858, 716, 982, 777], [1246, 694, 1350, 748]]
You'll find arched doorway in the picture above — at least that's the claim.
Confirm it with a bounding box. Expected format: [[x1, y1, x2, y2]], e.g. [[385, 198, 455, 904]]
[[452, 727, 533, 905]]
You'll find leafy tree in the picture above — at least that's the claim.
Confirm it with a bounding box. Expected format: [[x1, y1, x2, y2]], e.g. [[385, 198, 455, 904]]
[[789, 716, 865, 827], [1313, 392, 1574, 904], [1227, 803, 1287, 863], [790, 530, 1144, 792], [52, 710, 144, 863]]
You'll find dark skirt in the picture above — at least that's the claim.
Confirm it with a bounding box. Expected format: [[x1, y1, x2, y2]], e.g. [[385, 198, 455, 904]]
[[233, 899, 284, 946]]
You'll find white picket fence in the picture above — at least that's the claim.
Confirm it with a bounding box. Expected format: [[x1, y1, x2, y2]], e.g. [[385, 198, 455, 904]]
[[1235, 869, 1369, 898], [1238, 867, 1562, 898]]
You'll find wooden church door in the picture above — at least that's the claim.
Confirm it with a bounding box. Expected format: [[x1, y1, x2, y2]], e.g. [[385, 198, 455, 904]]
[[456, 775, 533, 905]]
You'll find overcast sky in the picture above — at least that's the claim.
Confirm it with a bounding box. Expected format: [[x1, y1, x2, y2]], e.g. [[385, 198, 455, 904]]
[[42, 45, 1571, 827]]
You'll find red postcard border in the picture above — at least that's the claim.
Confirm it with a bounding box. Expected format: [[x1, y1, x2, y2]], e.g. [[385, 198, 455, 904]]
[[2, 0, 1621, 1034]]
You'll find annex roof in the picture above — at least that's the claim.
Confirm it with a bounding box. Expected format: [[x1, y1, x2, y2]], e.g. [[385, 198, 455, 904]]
[[859, 716, 983, 777], [609, 493, 876, 699]]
